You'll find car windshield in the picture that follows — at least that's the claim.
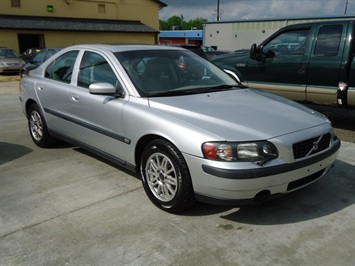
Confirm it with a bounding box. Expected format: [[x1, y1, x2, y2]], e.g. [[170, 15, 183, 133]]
[[0, 49, 19, 59], [115, 50, 240, 97]]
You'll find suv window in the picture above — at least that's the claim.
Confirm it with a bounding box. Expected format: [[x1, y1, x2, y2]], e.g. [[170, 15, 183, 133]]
[[78, 51, 117, 88], [45, 50, 79, 83], [314, 25, 342, 57], [32, 50, 46, 64], [263, 29, 310, 55]]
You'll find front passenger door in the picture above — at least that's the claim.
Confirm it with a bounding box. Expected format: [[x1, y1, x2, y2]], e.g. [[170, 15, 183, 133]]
[[68, 51, 128, 162], [247, 28, 311, 102]]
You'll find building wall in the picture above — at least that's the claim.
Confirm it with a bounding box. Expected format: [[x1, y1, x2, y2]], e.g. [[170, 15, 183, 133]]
[[0, 29, 157, 52], [203, 17, 355, 51], [0, 0, 160, 30]]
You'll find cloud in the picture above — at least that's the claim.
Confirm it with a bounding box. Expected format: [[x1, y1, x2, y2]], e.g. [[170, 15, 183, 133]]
[[160, 0, 355, 21]]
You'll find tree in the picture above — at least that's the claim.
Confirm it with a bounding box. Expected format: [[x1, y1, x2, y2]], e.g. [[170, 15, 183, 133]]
[[166, 15, 183, 30], [186, 17, 208, 30], [159, 16, 208, 30]]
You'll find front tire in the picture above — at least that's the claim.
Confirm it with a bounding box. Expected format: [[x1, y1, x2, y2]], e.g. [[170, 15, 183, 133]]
[[140, 139, 195, 213], [28, 103, 56, 148]]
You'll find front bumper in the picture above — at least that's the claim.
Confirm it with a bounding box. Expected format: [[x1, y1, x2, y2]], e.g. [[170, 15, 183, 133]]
[[185, 139, 340, 206]]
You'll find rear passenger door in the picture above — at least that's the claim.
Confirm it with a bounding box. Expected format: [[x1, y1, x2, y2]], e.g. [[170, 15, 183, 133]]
[[36, 50, 79, 136], [307, 22, 347, 105]]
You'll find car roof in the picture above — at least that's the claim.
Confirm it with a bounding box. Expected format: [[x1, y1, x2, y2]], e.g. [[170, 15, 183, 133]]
[[64, 44, 186, 53]]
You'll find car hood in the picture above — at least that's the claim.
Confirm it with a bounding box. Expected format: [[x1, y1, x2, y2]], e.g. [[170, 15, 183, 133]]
[[0, 58, 24, 65], [148, 88, 329, 141]]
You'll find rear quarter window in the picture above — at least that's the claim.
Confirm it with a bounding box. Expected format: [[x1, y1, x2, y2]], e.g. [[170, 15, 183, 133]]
[[45, 50, 79, 83]]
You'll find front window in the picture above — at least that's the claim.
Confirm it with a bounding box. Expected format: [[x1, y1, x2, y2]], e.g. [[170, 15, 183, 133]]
[[78, 51, 117, 88], [115, 50, 238, 97], [263, 29, 310, 55]]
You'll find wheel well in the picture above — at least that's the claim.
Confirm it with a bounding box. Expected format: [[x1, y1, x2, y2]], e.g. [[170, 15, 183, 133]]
[[25, 99, 37, 117], [135, 134, 168, 169]]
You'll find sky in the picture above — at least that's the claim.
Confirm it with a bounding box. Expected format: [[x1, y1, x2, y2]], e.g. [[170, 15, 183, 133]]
[[159, 0, 355, 22]]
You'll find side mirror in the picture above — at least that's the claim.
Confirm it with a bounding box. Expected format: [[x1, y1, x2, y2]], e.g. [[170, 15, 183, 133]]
[[265, 50, 275, 59], [89, 81, 125, 97], [250, 44, 257, 60]]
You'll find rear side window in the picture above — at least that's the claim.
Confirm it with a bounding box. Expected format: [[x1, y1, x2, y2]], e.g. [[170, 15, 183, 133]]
[[314, 25, 342, 57], [45, 50, 79, 83]]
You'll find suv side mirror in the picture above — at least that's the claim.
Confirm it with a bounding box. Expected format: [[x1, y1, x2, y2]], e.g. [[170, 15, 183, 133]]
[[250, 44, 257, 60]]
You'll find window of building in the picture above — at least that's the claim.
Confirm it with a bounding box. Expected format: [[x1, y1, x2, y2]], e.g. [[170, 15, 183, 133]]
[[11, 0, 21, 8], [98, 4, 106, 13]]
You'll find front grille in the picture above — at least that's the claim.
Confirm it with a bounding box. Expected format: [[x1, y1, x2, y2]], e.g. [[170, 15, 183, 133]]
[[293, 133, 331, 159]]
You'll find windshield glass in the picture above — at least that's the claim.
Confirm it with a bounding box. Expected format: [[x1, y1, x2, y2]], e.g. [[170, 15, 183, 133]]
[[115, 49, 240, 97], [0, 49, 19, 59]]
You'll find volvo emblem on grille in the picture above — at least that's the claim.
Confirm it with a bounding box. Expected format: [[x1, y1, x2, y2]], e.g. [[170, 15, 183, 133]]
[[306, 135, 323, 157]]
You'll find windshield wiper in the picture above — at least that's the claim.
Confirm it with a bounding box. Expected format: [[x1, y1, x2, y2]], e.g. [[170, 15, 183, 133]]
[[201, 84, 238, 92], [148, 90, 197, 97], [148, 84, 239, 97]]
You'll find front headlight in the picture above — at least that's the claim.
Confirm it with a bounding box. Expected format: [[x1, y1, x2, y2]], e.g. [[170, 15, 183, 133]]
[[202, 141, 278, 164]]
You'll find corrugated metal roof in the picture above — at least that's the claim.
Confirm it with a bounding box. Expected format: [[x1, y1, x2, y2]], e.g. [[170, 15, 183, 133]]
[[0, 15, 159, 33], [205, 15, 355, 25]]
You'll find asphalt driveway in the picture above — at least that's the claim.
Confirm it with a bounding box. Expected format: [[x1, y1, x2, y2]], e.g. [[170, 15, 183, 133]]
[[1, 82, 354, 265]]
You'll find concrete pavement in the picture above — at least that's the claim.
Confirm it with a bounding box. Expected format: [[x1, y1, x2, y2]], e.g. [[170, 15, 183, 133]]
[[1, 84, 354, 265]]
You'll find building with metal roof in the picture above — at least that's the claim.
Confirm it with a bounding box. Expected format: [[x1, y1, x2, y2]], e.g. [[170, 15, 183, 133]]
[[0, 0, 167, 53], [203, 16, 355, 51]]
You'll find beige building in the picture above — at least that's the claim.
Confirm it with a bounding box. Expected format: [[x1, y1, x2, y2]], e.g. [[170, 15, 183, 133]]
[[0, 0, 167, 53]]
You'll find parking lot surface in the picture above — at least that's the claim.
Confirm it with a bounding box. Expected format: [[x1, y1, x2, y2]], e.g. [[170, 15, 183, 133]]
[[1, 80, 355, 265]]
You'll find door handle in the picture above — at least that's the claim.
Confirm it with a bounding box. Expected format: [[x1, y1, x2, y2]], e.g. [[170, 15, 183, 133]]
[[70, 94, 79, 102]]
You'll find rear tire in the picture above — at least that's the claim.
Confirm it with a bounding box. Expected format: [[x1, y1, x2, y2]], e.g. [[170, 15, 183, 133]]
[[140, 139, 195, 213], [28, 103, 57, 148]]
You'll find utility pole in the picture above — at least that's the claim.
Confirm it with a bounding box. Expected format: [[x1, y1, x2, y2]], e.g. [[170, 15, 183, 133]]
[[344, 0, 348, 14], [216, 0, 220, 21]]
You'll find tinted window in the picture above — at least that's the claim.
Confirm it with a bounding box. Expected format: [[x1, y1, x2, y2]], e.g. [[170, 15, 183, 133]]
[[78, 51, 117, 88], [263, 29, 310, 55], [43, 49, 58, 61], [45, 50, 79, 83], [314, 25, 342, 57], [32, 50, 46, 64]]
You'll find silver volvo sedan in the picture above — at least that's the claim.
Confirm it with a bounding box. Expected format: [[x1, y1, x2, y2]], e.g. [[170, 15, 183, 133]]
[[19, 44, 340, 213]]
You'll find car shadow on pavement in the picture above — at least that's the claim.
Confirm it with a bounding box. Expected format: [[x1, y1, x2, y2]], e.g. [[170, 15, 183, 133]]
[[0, 142, 32, 166], [184, 159, 355, 223]]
